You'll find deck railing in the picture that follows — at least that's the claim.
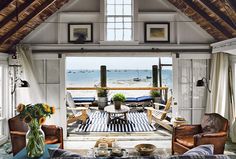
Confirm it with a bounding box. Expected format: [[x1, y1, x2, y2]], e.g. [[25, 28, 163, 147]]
[[66, 86, 169, 101]]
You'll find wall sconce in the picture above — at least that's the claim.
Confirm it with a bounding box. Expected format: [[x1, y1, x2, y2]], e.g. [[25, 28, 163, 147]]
[[196, 77, 211, 93]]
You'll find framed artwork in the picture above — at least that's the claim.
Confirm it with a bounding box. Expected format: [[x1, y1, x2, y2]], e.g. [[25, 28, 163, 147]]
[[144, 22, 170, 42], [68, 23, 93, 43]]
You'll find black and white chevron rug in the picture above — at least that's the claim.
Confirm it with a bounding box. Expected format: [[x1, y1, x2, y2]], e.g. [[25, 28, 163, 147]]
[[68, 111, 156, 133]]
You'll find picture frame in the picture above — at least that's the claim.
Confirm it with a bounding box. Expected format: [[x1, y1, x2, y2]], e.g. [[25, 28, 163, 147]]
[[144, 22, 170, 43], [68, 23, 93, 43]]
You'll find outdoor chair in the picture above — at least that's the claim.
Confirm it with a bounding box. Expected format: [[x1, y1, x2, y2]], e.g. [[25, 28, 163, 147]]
[[66, 92, 89, 124], [145, 96, 173, 131]]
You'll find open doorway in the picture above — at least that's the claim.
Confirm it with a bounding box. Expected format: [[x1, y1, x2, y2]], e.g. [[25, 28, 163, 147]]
[[65, 56, 173, 138]]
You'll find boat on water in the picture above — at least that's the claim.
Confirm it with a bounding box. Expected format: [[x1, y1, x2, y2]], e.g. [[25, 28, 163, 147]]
[[133, 70, 141, 81], [133, 77, 141, 81], [146, 76, 152, 79], [68, 70, 72, 73]]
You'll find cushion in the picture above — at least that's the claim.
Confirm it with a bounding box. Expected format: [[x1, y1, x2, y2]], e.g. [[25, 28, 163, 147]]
[[48, 148, 81, 158], [137, 96, 153, 102], [73, 97, 95, 103], [176, 136, 194, 148], [125, 96, 153, 102], [168, 155, 230, 159], [183, 145, 214, 156], [125, 97, 137, 102]]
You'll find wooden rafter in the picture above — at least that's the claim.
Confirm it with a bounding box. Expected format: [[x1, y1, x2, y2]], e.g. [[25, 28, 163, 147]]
[[227, 0, 236, 12], [0, 0, 13, 12], [0, 1, 35, 29], [198, 0, 236, 31], [0, 0, 56, 44], [183, 0, 233, 38]]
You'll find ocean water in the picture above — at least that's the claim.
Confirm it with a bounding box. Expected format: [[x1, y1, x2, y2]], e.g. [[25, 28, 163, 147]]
[[66, 69, 172, 88]]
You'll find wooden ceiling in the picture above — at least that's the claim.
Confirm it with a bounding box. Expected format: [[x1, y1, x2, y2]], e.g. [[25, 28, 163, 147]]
[[0, 0, 236, 53], [168, 0, 236, 41], [0, 0, 69, 53]]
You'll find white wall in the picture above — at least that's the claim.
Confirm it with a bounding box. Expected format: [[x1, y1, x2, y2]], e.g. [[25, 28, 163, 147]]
[[22, 0, 215, 44]]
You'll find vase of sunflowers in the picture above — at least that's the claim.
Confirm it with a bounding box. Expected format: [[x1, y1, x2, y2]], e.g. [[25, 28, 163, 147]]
[[17, 103, 55, 158]]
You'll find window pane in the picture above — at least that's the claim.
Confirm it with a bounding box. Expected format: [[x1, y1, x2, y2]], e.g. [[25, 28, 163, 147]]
[[124, 17, 132, 28], [115, 17, 122, 22], [107, 17, 115, 22], [107, 29, 115, 40], [115, 5, 123, 15], [124, 29, 132, 40], [115, 0, 123, 4], [124, 5, 131, 15], [0, 67, 2, 118], [107, 22, 115, 29], [124, 0, 131, 4], [107, 5, 115, 15], [107, 0, 115, 4], [115, 29, 123, 40], [115, 22, 123, 29]]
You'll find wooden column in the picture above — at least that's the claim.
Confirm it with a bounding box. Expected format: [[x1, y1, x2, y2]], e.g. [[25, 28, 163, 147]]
[[100, 65, 107, 87], [152, 65, 158, 87]]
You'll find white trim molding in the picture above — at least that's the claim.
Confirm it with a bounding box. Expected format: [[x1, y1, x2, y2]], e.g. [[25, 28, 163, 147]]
[[211, 38, 236, 54]]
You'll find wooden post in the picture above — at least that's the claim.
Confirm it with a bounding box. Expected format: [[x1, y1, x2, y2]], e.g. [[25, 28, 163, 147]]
[[152, 65, 158, 87], [164, 88, 168, 103], [100, 65, 107, 87]]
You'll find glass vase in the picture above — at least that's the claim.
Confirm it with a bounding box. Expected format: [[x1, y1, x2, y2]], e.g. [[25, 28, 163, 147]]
[[26, 118, 45, 158]]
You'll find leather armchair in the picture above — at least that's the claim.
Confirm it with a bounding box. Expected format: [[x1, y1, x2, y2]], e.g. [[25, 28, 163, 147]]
[[172, 113, 228, 155], [8, 115, 64, 156]]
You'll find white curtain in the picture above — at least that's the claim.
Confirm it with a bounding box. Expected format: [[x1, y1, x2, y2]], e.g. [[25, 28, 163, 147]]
[[16, 44, 44, 104], [207, 52, 236, 142]]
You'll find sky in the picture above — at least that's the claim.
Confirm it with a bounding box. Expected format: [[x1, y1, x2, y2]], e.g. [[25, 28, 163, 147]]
[[66, 57, 172, 70]]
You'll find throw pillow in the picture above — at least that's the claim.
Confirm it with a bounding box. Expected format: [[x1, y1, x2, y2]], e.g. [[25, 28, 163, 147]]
[[183, 145, 214, 156], [48, 148, 81, 158]]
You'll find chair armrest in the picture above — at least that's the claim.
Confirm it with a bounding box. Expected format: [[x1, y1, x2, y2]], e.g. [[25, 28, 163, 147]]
[[10, 131, 26, 136], [194, 132, 227, 138], [154, 103, 166, 107], [173, 124, 202, 137]]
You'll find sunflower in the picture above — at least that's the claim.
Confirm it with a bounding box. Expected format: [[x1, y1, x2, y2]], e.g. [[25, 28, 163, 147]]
[[39, 117, 46, 125], [23, 115, 32, 123], [51, 106, 55, 114], [17, 104, 25, 112], [43, 104, 51, 113]]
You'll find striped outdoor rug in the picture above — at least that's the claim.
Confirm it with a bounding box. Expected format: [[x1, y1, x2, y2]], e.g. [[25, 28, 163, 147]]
[[68, 111, 156, 133]]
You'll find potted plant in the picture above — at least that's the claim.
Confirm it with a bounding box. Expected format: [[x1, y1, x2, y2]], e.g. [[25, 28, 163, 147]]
[[150, 90, 162, 103], [112, 93, 126, 110], [97, 88, 108, 110], [17, 103, 55, 158]]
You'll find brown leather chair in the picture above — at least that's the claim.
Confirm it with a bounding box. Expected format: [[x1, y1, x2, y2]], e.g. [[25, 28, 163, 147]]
[[8, 115, 64, 156], [172, 113, 228, 155]]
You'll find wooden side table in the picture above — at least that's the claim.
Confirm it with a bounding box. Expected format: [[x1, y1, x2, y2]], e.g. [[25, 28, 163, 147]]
[[13, 144, 60, 159], [104, 105, 130, 124]]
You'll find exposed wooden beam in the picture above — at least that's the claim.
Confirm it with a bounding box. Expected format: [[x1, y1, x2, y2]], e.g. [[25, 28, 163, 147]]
[[198, 0, 236, 30], [0, 1, 35, 29], [227, 0, 236, 12], [0, 0, 56, 44], [0, 0, 13, 12], [184, 0, 233, 38]]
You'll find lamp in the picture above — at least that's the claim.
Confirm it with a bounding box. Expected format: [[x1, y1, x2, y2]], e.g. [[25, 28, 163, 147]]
[[196, 77, 211, 93], [11, 78, 30, 94], [20, 79, 30, 87]]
